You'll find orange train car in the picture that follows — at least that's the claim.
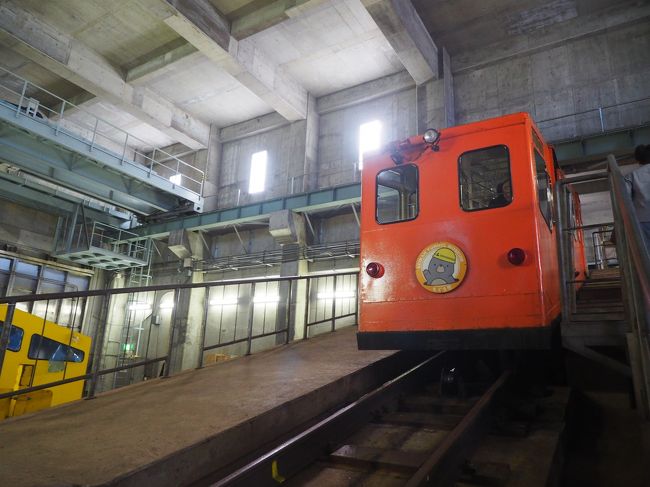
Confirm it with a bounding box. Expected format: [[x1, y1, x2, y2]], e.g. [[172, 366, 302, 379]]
[[357, 113, 586, 350]]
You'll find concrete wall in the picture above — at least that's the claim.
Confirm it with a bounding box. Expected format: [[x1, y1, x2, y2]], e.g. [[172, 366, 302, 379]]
[[217, 120, 308, 208], [454, 21, 650, 141], [318, 87, 419, 188], [0, 200, 58, 253]]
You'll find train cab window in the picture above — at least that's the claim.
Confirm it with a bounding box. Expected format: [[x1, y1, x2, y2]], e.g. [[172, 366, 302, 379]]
[[459, 145, 512, 211], [376, 165, 419, 224], [28, 335, 85, 363], [535, 150, 553, 229], [0, 322, 24, 352]]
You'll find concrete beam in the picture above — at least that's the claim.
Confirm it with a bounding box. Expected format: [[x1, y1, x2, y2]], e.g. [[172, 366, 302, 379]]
[[156, 0, 309, 121], [452, 2, 650, 74], [361, 0, 438, 84], [0, 2, 210, 150], [126, 39, 198, 83], [317, 70, 415, 114], [219, 112, 290, 143], [230, 0, 327, 39]]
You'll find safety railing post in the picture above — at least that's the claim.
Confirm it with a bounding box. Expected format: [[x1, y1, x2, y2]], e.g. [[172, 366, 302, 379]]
[[246, 282, 257, 355], [149, 148, 156, 176], [331, 274, 338, 332], [121, 133, 129, 164], [16, 80, 27, 119], [56, 100, 65, 135], [598, 107, 605, 132], [90, 118, 99, 151], [0, 303, 16, 377], [196, 285, 210, 369], [163, 288, 181, 378], [286, 279, 293, 344], [303, 278, 311, 340], [86, 292, 110, 399]]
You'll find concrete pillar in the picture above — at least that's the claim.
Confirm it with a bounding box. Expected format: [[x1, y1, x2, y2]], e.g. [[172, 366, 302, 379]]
[[269, 210, 309, 342], [303, 94, 319, 192], [202, 124, 222, 212], [166, 230, 207, 373], [421, 47, 455, 130]]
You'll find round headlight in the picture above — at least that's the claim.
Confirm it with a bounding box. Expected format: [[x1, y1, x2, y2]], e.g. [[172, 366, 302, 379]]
[[423, 128, 440, 145]]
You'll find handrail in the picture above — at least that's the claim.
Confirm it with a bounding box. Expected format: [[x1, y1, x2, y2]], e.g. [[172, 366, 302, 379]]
[[0, 270, 360, 402], [0, 271, 359, 304], [0, 66, 205, 195], [607, 154, 650, 302]]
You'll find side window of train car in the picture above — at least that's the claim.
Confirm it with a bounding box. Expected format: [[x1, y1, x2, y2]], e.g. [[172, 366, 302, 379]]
[[0, 322, 24, 351], [376, 164, 419, 224], [458, 145, 512, 211], [28, 335, 85, 363], [534, 149, 553, 230]]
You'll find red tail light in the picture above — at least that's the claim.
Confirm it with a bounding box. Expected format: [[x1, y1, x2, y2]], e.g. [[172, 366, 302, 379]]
[[366, 262, 385, 278], [507, 248, 526, 266]]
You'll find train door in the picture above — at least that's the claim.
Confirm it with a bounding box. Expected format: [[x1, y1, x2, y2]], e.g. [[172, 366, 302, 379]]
[[0, 304, 90, 419], [531, 126, 562, 324]]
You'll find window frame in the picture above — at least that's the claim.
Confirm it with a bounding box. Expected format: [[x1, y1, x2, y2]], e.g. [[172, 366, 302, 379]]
[[375, 164, 420, 225], [534, 148, 554, 231], [27, 334, 85, 363], [458, 144, 513, 213], [0, 322, 24, 352]]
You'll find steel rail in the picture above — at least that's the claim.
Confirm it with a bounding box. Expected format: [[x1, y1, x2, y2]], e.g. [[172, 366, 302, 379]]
[[210, 352, 445, 487], [405, 370, 511, 486]]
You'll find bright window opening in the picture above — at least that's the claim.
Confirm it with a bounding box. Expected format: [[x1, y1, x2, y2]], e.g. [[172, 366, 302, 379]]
[[249, 150, 268, 194], [169, 174, 182, 185], [358, 120, 382, 170]]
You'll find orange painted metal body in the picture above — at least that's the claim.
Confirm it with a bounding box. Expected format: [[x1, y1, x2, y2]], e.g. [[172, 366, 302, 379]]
[[358, 113, 584, 349]]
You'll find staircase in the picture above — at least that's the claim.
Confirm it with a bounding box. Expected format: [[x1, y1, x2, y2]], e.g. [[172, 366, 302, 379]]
[[562, 268, 631, 377]]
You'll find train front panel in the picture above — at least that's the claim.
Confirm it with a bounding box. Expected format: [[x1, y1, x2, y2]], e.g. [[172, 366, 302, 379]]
[[358, 113, 559, 350]]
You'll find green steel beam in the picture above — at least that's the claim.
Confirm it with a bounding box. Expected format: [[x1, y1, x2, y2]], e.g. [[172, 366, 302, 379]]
[[0, 173, 126, 226], [132, 183, 361, 240], [554, 124, 650, 170], [133, 123, 650, 240], [0, 102, 202, 215]]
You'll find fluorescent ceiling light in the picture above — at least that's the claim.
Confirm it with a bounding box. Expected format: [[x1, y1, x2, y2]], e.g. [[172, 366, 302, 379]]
[[210, 296, 239, 306], [317, 290, 356, 300]]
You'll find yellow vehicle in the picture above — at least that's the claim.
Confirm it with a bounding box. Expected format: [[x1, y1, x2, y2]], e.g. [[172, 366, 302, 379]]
[[0, 303, 91, 419]]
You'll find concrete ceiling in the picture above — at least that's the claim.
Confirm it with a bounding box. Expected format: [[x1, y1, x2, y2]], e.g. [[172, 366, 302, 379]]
[[248, 1, 402, 96], [413, 0, 637, 60], [0, 0, 407, 150], [1, 0, 640, 155]]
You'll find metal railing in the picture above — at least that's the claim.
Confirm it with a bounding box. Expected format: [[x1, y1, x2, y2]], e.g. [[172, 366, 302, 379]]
[[57, 220, 151, 263], [537, 95, 650, 137], [555, 170, 612, 319], [607, 154, 650, 418], [0, 66, 204, 195], [0, 271, 359, 403], [591, 224, 617, 269], [555, 156, 650, 418]]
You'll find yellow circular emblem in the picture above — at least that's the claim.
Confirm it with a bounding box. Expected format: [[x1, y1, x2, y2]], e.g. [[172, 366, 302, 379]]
[[415, 242, 468, 293]]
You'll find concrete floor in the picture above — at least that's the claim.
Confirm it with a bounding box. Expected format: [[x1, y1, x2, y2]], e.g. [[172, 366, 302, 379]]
[[563, 391, 650, 487], [0, 326, 402, 487]]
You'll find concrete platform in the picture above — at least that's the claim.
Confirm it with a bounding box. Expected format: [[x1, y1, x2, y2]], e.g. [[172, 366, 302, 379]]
[[0, 326, 404, 487]]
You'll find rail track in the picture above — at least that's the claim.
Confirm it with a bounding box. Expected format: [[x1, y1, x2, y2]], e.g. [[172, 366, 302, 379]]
[[203, 352, 567, 487]]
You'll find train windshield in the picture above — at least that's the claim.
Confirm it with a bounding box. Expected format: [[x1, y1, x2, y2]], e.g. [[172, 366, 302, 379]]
[[28, 335, 85, 363], [459, 145, 512, 211], [0, 322, 24, 352], [376, 165, 419, 224]]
